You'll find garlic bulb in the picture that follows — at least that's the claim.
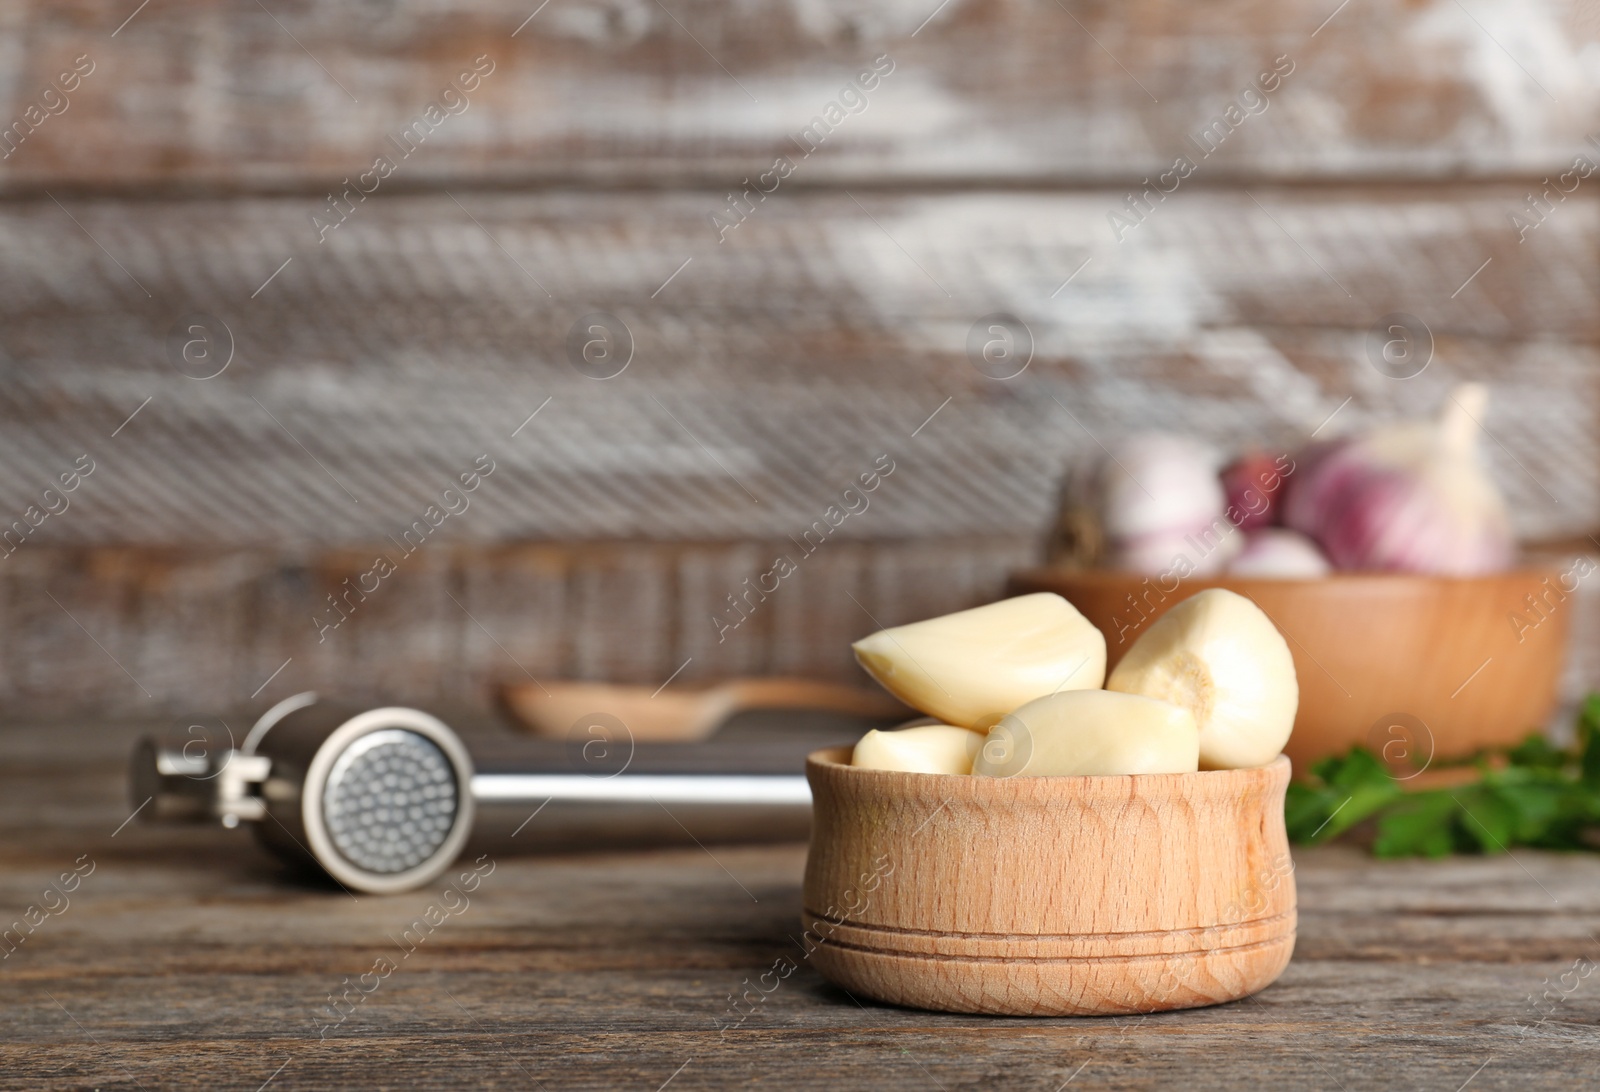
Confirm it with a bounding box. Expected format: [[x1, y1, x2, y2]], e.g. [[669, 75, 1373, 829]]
[[1283, 384, 1514, 574], [1106, 588, 1298, 769], [1114, 526, 1241, 577], [1222, 450, 1293, 531], [1226, 529, 1331, 578], [971, 689, 1199, 777], [851, 593, 1106, 731], [1056, 434, 1234, 576], [1099, 434, 1228, 541], [852, 723, 983, 775]]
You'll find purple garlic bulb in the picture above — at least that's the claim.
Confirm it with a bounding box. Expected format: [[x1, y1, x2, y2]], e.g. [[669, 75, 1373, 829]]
[[1283, 384, 1515, 574]]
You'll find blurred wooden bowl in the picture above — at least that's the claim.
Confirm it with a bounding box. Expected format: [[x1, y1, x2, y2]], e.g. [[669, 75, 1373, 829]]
[[1010, 567, 1572, 774], [801, 748, 1295, 1016]]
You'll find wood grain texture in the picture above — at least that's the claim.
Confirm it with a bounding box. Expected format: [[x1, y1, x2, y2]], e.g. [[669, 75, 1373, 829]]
[[0, 188, 1594, 552], [0, 10, 1592, 729], [1, 0, 1597, 190], [0, 539, 1032, 716], [801, 748, 1294, 1015], [5, 539, 1595, 726], [5, 718, 1600, 1089], [1017, 567, 1576, 772]]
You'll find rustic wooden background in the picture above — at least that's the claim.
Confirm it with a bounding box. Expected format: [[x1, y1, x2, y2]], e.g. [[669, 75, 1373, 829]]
[[0, 0, 1596, 716]]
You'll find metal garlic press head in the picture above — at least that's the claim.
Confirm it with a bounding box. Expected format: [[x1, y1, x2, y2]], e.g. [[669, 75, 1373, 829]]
[[132, 693, 476, 895]]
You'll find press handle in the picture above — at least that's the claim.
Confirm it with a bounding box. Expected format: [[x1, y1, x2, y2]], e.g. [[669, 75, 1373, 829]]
[[129, 738, 271, 827]]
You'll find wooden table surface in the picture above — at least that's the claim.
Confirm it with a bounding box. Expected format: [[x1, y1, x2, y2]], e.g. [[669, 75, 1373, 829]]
[[5, 718, 1600, 1091]]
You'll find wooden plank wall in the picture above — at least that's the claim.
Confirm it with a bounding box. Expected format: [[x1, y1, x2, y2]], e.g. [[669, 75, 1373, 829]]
[[0, 0, 1595, 716], [4, 0, 1599, 188], [0, 540, 1032, 714]]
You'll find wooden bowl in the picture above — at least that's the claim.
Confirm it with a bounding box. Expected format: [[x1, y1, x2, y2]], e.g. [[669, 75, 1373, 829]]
[[1010, 567, 1571, 774], [801, 747, 1295, 1016]]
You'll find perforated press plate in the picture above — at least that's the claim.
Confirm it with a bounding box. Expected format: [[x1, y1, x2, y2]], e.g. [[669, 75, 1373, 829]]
[[322, 729, 459, 874]]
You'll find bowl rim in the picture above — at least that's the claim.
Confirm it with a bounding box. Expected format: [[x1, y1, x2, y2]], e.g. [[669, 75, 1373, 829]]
[[808, 747, 1289, 797], [1010, 564, 1564, 591]]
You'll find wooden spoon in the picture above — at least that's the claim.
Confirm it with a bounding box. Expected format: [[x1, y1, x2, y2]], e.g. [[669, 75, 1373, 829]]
[[498, 677, 909, 742]]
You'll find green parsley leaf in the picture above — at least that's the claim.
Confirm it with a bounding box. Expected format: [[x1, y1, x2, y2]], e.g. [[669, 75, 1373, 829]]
[[1288, 695, 1600, 857]]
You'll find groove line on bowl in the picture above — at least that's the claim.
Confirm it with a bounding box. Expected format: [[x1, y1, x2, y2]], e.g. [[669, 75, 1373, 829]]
[[801, 907, 1295, 944], [808, 931, 1297, 967]]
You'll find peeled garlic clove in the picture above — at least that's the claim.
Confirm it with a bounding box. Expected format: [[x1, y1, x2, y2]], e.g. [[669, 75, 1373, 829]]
[[1106, 588, 1297, 769], [971, 690, 1199, 777], [1227, 529, 1331, 578], [852, 724, 983, 775], [851, 593, 1106, 731]]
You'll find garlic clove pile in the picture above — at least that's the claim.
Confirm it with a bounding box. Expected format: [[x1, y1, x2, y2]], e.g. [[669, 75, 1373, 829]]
[[971, 689, 1199, 777], [851, 593, 1106, 731], [1283, 383, 1514, 574], [1106, 588, 1297, 769], [852, 723, 984, 775]]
